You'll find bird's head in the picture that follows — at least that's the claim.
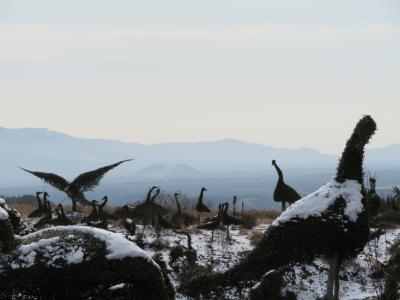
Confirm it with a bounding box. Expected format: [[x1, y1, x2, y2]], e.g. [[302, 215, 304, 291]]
[[102, 195, 108, 201], [36, 191, 43, 195], [272, 159, 276, 166], [43, 192, 49, 197], [202, 187, 207, 192], [92, 200, 98, 204], [174, 192, 180, 198]]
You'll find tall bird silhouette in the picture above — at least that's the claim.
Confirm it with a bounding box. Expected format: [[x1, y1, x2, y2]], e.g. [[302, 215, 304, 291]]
[[198, 204, 223, 242], [42, 192, 52, 219], [97, 196, 118, 221], [221, 202, 245, 240], [272, 160, 301, 211], [171, 192, 196, 227], [184, 116, 377, 300], [53, 204, 74, 226], [195, 187, 210, 224], [28, 192, 43, 218], [131, 187, 169, 234], [20, 159, 132, 211]]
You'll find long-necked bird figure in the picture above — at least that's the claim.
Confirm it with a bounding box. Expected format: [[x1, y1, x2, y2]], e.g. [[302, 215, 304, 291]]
[[171, 192, 196, 227], [198, 203, 223, 242], [97, 196, 118, 221], [83, 200, 99, 224], [131, 187, 169, 234], [183, 115, 377, 300], [221, 202, 245, 240], [195, 187, 210, 224], [28, 192, 43, 218], [272, 159, 301, 211], [53, 204, 75, 226], [20, 159, 132, 212]]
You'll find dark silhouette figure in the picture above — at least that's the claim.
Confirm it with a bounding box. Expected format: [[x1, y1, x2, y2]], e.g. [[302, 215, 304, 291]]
[[184, 115, 377, 300], [171, 192, 196, 227], [232, 196, 237, 217], [43, 192, 52, 219], [84, 200, 99, 224], [221, 202, 245, 240], [97, 196, 118, 221], [131, 187, 169, 234], [198, 204, 223, 242], [28, 192, 43, 218], [53, 204, 74, 226], [272, 160, 301, 211], [366, 176, 381, 216], [195, 187, 210, 224], [156, 214, 180, 237], [20, 159, 132, 211]]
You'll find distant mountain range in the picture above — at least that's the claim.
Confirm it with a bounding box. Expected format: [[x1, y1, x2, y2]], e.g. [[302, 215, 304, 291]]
[[1, 127, 399, 208]]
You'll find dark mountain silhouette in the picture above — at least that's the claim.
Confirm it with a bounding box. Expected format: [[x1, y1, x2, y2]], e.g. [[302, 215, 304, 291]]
[[0, 127, 399, 208]]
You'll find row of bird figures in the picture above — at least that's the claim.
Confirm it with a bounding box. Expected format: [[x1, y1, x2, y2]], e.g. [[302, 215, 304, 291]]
[[29, 192, 118, 230], [198, 202, 245, 242]]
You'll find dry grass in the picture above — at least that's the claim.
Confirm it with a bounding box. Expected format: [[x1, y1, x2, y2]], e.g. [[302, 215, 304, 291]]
[[8, 204, 35, 217], [241, 210, 281, 219]]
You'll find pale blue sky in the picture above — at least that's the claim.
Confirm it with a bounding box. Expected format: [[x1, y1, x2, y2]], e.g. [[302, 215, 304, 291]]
[[0, 0, 399, 153]]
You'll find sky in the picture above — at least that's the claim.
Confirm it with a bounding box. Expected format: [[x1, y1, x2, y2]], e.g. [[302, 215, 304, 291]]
[[0, 0, 399, 154]]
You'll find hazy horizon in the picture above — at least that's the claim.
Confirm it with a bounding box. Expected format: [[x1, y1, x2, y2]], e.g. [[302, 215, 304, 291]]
[[1, 125, 399, 155]]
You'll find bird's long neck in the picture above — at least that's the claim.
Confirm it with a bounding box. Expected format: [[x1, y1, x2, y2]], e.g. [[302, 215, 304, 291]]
[[100, 197, 107, 208], [146, 187, 156, 202], [335, 116, 377, 184], [36, 194, 42, 210], [175, 196, 182, 213], [273, 163, 284, 181], [198, 189, 205, 204], [223, 203, 228, 216], [151, 190, 160, 202]]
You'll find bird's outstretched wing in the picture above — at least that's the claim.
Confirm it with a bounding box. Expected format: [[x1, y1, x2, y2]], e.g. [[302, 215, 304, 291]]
[[70, 159, 132, 192], [19, 168, 69, 191]]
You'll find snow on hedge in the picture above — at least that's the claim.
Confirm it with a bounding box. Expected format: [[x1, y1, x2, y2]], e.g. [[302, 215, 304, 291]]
[[273, 179, 362, 226], [21, 225, 156, 265], [0, 206, 9, 221]]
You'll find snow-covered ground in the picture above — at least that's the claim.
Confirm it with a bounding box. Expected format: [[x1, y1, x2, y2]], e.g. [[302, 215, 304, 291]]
[[106, 222, 399, 300], [11, 215, 400, 299]]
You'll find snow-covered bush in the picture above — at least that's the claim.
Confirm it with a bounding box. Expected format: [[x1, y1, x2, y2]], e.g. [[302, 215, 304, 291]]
[[0, 226, 174, 299]]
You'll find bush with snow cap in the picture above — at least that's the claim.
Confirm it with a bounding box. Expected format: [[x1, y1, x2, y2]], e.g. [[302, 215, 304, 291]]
[[0, 207, 16, 253], [0, 225, 174, 299], [182, 115, 377, 300]]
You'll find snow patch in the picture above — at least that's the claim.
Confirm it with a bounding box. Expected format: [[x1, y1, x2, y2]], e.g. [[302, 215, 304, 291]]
[[0, 206, 9, 220], [273, 179, 362, 226], [109, 283, 127, 290], [21, 225, 156, 266]]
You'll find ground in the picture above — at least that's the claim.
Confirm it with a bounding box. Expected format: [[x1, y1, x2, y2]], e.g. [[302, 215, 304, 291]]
[[112, 222, 399, 299], [9, 208, 400, 299]]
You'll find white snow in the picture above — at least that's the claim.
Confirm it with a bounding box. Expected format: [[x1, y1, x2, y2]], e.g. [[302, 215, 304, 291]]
[[109, 283, 127, 290], [0, 206, 9, 220], [12, 237, 61, 269], [273, 179, 363, 226], [21, 225, 155, 264]]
